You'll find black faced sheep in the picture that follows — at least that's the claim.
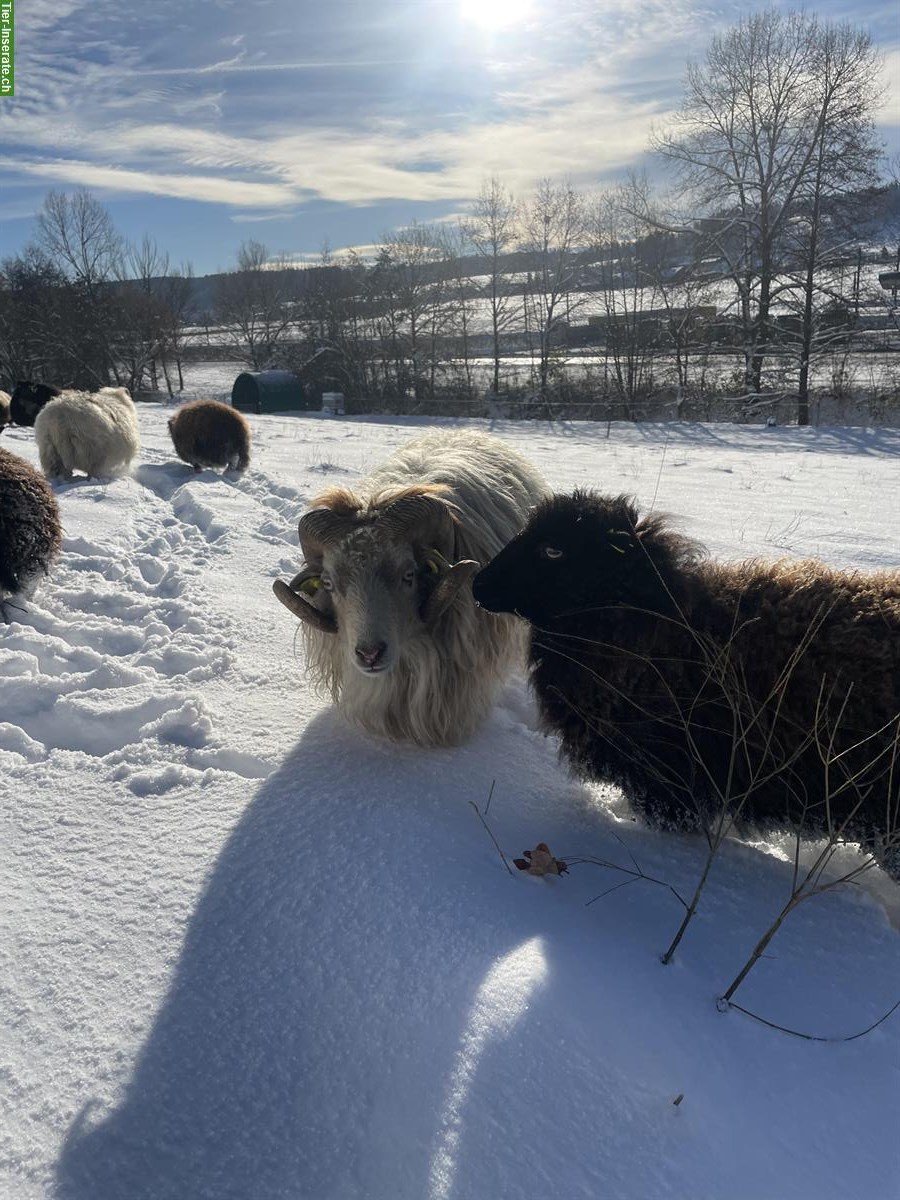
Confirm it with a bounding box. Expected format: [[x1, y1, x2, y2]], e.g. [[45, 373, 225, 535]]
[[0, 446, 62, 614], [167, 400, 251, 472], [473, 491, 900, 876], [0, 390, 10, 433], [273, 429, 549, 746], [10, 381, 61, 427], [34, 387, 141, 480]]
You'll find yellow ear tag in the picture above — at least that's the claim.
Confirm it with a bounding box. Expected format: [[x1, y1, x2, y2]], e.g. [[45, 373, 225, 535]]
[[299, 577, 322, 594]]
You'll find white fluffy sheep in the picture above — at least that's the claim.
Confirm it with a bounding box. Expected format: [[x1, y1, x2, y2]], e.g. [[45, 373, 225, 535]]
[[274, 429, 549, 746], [34, 387, 141, 480]]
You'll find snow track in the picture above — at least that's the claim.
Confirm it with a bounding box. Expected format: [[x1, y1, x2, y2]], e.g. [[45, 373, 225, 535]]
[[0, 440, 308, 797], [3, 477, 228, 780]]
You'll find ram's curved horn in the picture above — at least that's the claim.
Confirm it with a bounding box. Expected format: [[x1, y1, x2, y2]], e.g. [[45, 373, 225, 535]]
[[298, 505, 360, 562], [378, 492, 456, 560], [421, 559, 480, 627], [272, 567, 338, 634]]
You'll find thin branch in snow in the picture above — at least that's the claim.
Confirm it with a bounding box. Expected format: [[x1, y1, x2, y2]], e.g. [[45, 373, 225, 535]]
[[719, 996, 900, 1043], [469, 795, 514, 876]]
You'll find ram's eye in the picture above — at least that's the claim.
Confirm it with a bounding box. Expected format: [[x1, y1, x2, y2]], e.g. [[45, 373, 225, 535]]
[[402, 568, 416, 587], [541, 545, 564, 560], [320, 575, 334, 592]]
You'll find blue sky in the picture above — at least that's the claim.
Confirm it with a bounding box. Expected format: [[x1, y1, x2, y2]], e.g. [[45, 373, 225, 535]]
[[1, 0, 898, 275]]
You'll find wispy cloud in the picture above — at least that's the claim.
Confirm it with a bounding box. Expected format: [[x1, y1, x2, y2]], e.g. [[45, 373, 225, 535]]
[[231, 211, 298, 223], [2, 0, 896, 265], [13, 160, 298, 207], [136, 58, 419, 76]]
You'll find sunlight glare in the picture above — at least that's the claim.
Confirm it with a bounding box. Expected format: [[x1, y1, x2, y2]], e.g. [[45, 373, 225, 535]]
[[460, 0, 533, 30], [428, 938, 547, 1200]]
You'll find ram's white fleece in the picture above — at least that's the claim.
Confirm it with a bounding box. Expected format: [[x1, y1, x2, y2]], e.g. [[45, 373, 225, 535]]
[[302, 429, 549, 746]]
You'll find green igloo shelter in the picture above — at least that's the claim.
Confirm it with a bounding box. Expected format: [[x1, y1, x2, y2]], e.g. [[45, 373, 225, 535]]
[[231, 370, 309, 414]]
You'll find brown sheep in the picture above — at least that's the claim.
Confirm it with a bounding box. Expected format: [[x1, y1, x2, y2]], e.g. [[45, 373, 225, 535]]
[[0, 446, 62, 615], [473, 491, 900, 877], [167, 400, 251, 473]]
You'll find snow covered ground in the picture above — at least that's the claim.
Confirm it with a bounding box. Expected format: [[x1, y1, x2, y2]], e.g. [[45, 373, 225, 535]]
[[1, 405, 899, 1199]]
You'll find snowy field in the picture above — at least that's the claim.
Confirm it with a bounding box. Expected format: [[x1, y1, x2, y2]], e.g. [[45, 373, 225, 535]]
[[1, 405, 899, 1199]]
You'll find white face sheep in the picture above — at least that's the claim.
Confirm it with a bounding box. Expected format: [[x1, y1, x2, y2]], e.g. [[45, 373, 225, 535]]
[[0, 446, 62, 617], [473, 490, 900, 878], [273, 429, 549, 746], [33, 387, 141, 481]]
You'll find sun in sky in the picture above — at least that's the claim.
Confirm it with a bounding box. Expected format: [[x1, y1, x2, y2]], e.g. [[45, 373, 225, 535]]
[[459, 0, 534, 29]]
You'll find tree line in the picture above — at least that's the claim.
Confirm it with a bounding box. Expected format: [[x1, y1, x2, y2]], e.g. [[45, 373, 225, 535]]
[[1, 10, 896, 424]]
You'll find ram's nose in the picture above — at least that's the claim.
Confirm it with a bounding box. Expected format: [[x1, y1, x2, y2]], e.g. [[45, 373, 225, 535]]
[[354, 641, 388, 671]]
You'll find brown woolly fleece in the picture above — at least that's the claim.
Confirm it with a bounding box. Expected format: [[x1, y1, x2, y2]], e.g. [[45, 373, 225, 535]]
[[167, 400, 251, 472], [473, 491, 900, 875], [0, 446, 62, 605]]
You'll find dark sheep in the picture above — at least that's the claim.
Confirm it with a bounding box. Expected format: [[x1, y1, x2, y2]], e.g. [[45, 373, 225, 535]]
[[473, 491, 900, 876], [0, 446, 63, 614], [10, 381, 62, 427], [167, 400, 251, 473]]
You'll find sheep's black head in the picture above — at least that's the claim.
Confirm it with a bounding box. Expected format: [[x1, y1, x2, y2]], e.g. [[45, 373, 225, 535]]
[[473, 490, 695, 627], [10, 381, 61, 427]]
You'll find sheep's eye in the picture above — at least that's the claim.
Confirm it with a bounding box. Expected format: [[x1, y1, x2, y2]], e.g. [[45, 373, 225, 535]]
[[403, 568, 416, 587], [320, 575, 334, 592], [541, 545, 564, 560]]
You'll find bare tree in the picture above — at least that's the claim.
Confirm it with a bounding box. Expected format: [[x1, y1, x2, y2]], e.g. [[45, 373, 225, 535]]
[[0, 247, 69, 386], [519, 179, 586, 408], [464, 177, 519, 396], [37, 189, 123, 296], [158, 264, 195, 394], [213, 240, 299, 370], [113, 235, 171, 393], [440, 223, 479, 401], [370, 224, 446, 406], [780, 22, 883, 423], [654, 11, 882, 413], [34, 190, 125, 386], [587, 182, 660, 418]]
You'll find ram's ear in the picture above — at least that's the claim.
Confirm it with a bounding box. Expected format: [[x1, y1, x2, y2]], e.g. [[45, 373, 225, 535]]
[[421, 559, 480, 626]]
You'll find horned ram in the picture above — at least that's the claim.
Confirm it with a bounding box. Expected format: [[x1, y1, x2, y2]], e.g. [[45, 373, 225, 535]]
[[273, 429, 548, 746]]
